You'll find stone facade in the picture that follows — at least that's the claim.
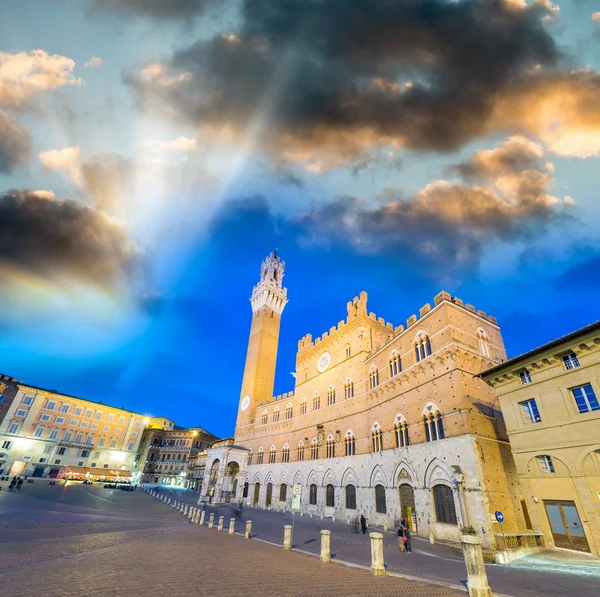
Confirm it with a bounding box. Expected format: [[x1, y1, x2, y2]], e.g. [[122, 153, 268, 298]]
[[481, 321, 600, 556], [201, 253, 527, 552]]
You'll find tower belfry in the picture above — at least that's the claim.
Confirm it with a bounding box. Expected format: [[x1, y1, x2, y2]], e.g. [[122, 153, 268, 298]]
[[235, 252, 288, 435]]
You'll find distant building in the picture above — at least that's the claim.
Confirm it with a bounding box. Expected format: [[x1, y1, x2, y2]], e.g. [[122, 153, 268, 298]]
[[201, 252, 527, 554], [0, 380, 147, 481], [136, 420, 218, 489], [481, 321, 600, 556]]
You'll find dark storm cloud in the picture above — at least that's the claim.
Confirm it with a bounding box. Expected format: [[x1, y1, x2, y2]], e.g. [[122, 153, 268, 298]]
[[0, 190, 137, 289], [0, 112, 31, 173], [127, 0, 560, 169], [92, 0, 216, 20]]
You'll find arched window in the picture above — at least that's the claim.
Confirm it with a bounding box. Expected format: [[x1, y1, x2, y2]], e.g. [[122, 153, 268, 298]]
[[375, 485, 387, 514], [257, 447, 264, 465], [243, 482, 249, 498], [273, 407, 280, 423], [297, 441, 305, 461], [345, 431, 355, 456], [248, 450, 253, 465], [326, 484, 335, 507], [345, 484, 357, 510], [261, 410, 268, 425], [394, 414, 410, 448], [369, 366, 379, 389], [313, 393, 320, 411], [285, 403, 293, 420], [279, 484, 287, 501], [389, 350, 402, 377], [433, 485, 457, 525], [414, 331, 433, 362], [423, 406, 445, 442], [345, 344, 351, 359], [311, 438, 319, 460], [309, 483, 317, 505], [300, 398, 307, 415], [371, 423, 383, 452], [345, 379, 354, 400], [282, 444, 290, 463], [326, 435, 335, 458], [519, 369, 532, 385], [477, 328, 491, 358], [269, 445, 277, 464], [327, 386, 336, 406]]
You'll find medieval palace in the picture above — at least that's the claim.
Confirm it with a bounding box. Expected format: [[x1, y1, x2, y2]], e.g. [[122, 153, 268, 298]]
[[200, 252, 527, 551]]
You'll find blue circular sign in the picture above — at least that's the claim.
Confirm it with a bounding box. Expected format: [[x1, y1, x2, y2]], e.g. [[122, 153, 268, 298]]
[[495, 511, 504, 523]]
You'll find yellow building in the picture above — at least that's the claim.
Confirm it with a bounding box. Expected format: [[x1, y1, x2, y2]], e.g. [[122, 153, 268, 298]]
[[481, 321, 600, 555], [0, 380, 147, 481]]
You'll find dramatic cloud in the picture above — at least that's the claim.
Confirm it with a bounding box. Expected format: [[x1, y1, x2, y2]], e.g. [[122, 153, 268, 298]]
[[84, 57, 105, 68], [292, 138, 571, 274], [0, 50, 81, 109], [0, 189, 137, 290], [30, 189, 56, 200], [127, 0, 564, 171], [93, 0, 217, 20], [39, 146, 83, 186], [143, 136, 197, 152], [593, 12, 600, 23], [0, 110, 31, 173]]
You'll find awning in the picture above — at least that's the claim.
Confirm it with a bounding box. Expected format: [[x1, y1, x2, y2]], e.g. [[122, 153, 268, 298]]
[[65, 466, 87, 475], [115, 470, 132, 478], [86, 467, 115, 476]]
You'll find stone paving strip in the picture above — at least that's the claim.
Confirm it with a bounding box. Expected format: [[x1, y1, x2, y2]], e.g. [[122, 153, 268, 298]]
[[0, 523, 463, 597]]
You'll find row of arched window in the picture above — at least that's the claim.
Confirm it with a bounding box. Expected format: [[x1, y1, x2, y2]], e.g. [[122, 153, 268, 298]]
[[250, 408, 445, 465]]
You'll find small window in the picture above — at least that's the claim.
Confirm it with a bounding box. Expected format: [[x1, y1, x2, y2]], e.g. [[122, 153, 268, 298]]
[[538, 455, 555, 474], [60, 404, 69, 413], [562, 352, 580, 370], [311, 439, 319, 460], [375, 485, 386, 514], [297, 442, 305, 461], [1, 440, 12, 449], [103, 425, 110, 432], [95, 412, 103, 419], [257, 447, 264, 464], [415, 334, 433, 362], [46, 401, 56, 410], [309, 484, 317, 505], [269, 446, 276, 464], [262, 410, 268, 425], [327, 387, 336, 406], [345, 432, 355, 456], [371, 425, 383, 452], [74, 407, 82, 415], [433, 485, 457, 524], [279, 484, 287, 501], [55, 417, 65, 424], [326, 484, 335, 507], [345, 380, 354, 400], [21, 396, 33, 405], [8, 422, 20, 434], [80, 421, 88, 428], [34, 427, 45, 437], [16, 410, 27, 417], [520, 399, 541, 424], [49, 429, 59, 440], [345, 345, 351, 359], [285, 404, 293, 420], [300, 399, 307, 415], [81, 450, 89, 457], [91, 424, 99, 430], [326, 436, 335, 458], [107, 414, 114, 422], [109, 439, 117, 448], [519, 370, 532, 385], [282, 445, 290, 463], [54, 459, 61, 464], [369, 367, 379, 389], [389, 352, 402, 377], [345, 484, 356, 510], [572, 384, 599, 414], [273, 408, 280, 423], [75, 433, 84, 443], [394, 417, 410, 448], [85, 409, 93, 418], [313, 394, 320, 411]]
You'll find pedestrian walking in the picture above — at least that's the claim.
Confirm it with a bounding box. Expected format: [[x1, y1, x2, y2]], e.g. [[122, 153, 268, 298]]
[[397, 526, 407, 552], [352, 517, 360, 533], [16, 477, 23, 489], [404, 525, 412, 553], [400, 517, 407, 528], [360, 514, 367, 534]]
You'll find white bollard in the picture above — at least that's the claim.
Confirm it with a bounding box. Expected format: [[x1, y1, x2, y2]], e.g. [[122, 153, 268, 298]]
[[200, 510, 206, 525], [218, 516, 224, 531], [245, 520, 252, 539], [208, 513, 215, 528], [229, 518, 236, 534], [320, 530, 331, 562], [370, 532, 385, 576], [461, 535, 493, 597], [283, 525, 292, 551]]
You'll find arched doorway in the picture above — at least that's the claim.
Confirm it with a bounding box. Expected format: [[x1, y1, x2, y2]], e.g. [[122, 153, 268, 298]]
[[207, 459, 220, 502], [399, 484, 417, 532], [223, 461, 240, 503], [253, 482, 260, 506], [266, 482, 273, 507], [243, 482, 249, 498]]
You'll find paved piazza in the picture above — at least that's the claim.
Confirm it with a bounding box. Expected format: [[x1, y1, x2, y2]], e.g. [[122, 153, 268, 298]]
[[1, 482, 598, 597]]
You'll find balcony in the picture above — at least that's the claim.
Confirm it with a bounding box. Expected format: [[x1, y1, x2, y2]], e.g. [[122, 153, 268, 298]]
[[58, 440, 93, 449]]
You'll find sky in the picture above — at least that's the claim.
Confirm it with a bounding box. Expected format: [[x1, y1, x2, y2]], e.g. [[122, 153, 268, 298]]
[[1, 0, 600, 438]]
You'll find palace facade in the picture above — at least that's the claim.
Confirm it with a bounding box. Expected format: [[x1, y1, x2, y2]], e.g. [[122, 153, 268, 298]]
[[200, 253, 528, 551]]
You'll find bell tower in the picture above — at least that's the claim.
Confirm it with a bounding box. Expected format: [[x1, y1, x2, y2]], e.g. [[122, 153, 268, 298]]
[[235, 251, 288, 436]]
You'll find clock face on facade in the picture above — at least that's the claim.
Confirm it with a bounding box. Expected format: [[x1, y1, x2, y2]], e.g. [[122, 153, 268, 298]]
[[241, 396, 251, 411], [317, 351, 332, 373]]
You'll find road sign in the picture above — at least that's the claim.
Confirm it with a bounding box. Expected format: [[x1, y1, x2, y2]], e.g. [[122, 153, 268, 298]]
[[495, 511, 504, 523], [291, 484, 302, 511]]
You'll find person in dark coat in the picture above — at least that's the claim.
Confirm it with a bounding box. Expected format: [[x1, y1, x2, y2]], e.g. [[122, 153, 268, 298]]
[[404, 526, 412, 553], [360, 514, 367, 534], [16, 477, 23, 489]]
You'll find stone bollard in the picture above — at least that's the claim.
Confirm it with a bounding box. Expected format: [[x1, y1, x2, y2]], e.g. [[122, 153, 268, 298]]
[[200, 510, 206, 525], [184, 505, 188, 516], [370, 533, 385, 576], [218, 516, 224, 531], [430, 530, 435, 544], [208, 513, 215, 528], [283, 525, 292, 551], [189, 507, 195, 520], [320, 530, 331, 562], [229, 518, 236, 535], [460, 535, 493, 597], [245, 520, 252, 539]]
